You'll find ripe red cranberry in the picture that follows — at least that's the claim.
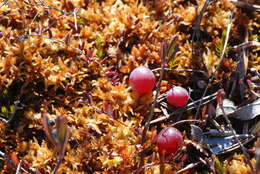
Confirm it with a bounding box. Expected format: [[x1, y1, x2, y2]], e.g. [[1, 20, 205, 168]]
[[156, 127, 183, 154], [166, 86, 189, 107], [129, 66, 156, 94]]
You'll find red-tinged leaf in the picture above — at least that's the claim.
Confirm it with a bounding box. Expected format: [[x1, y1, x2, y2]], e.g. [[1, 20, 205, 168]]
[[9, 152, 19, 166], [208, 103, 216, 118], [42, 113, 57, 146], [68, 22, 76, 32], [103, 100, 113, 116], [4, 33, 10, 41], [105, 65, 114, 72], [56, 116, 70, 159], [65, 33, 71, 45], [201, 105, 207, 118], [26, 8, 37, 19], [56, 116, 67, 143], [216, 89, 225, 108], [79, 41, 85, 50], [35, 170, 42, 174], [48, 17, 57, 28]]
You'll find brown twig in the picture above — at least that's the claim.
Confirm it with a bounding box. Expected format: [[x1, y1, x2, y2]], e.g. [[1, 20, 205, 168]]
[[233, 41, 260, 50], [218, 89, 255, 173], [152, 68, 209, 78], [150, 92, 217, 125], [194, 11, 234, 119], [159, 153, 165, 174], [52, 158, 62, 174], [169, 119, 204, 127]]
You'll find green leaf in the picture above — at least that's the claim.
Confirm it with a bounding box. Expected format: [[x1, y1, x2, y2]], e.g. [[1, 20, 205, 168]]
[[0, 106, 10, 118], [95, 37, 105, 59], [77, 18, 87, 25], [96, 49, 105, 59], [1, 106, 8, 114], [9, 105, 15, 113], [3, 89, 8, 97], [215, 30, 230, 57], [168, 56, 182, 69]]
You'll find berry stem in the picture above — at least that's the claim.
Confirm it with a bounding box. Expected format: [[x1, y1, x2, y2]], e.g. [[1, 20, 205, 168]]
[[159, 152, 165, 174], [140, 42, 166, 170]]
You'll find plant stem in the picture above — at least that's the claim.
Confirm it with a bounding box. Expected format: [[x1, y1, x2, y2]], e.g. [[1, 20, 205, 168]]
[[159, 153, 165, 174], [194, 11, 234, 119], [140, 42, 166, 171], [220, 104, 255, 173]]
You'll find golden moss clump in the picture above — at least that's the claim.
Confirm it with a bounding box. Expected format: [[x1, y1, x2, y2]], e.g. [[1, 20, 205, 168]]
[[23, 139, 53, 169], [0, 0, 259, 173], [223, 154, 256, 174]]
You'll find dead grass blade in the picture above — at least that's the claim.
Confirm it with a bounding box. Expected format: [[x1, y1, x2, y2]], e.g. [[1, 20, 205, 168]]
[[194, 11, 234, 119]]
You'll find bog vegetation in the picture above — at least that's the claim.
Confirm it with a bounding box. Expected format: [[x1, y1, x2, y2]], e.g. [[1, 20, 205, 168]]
[[0, 0, 259, 173]]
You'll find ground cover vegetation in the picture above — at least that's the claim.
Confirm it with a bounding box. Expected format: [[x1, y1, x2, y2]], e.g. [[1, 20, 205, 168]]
[[0, 0, 259, 173]]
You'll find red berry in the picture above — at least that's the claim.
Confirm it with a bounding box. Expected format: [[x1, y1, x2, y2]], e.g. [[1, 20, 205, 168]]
[[129, 66, 156, 94], [166, 86, 189, 107], [156, 127, 183, 154]]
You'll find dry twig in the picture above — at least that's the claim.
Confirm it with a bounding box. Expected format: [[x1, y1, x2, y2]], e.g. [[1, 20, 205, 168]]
[[217, 89, 255, 173], [150, 92, 217, 124], [233, 41, 260, 50], [194, 11, 234, 119]]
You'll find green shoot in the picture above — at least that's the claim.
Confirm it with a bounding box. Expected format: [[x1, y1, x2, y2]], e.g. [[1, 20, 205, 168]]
[[0, 105, 15, 119], [95, 37, 105, 59], [215, 30, 230, 57]]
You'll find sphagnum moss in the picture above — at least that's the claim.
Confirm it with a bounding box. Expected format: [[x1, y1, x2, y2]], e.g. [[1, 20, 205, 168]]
[[0, 0, 258, 173]]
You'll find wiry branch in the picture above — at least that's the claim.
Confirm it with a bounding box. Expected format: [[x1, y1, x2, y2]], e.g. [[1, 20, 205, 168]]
[[194, 11, 234, 119], [229, 0, 260, 12], [233, 41, 260, 50], [140, 42, 166, 170], [150, 92, 217, 125], [217, 90, 255, 173]]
